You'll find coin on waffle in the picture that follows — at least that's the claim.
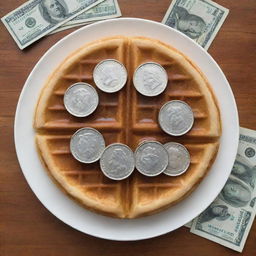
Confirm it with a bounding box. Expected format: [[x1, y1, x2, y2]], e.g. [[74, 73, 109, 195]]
[[34, 36, 221, 218]]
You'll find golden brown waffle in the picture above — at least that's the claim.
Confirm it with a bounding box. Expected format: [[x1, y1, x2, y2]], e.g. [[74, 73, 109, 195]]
[[34, 36, 221, 218]]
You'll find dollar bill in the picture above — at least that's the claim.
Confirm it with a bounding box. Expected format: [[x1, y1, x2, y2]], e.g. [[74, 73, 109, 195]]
[[50, 21, 92, 34], [66, 0, 121, 25], [190, 127, 256, 252], [1, 0, 103, 49], [184, 221, 193, 228], [52, 0, 121, 34], [162, 0, 229, 50]]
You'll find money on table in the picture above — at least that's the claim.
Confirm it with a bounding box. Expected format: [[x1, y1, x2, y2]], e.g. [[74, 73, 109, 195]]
[[1, 0, 103, 49], [162, 0, 229, 50], [190, 127, 256, 252]]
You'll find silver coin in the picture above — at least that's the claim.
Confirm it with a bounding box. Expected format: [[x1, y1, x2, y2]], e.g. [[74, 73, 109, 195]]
[[93, 59, 127, 93], [135, 141, 169, 177], [64, 82, 99, 117], [164, 142, 190, 176], [158, 100, 194, 136], [70, 127, 105, 163], [133, 62, 168, 96], [100, 143, 135, 180]]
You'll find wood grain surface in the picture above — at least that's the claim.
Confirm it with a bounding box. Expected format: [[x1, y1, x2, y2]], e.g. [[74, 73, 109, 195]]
[[0, 0, 255, 255]]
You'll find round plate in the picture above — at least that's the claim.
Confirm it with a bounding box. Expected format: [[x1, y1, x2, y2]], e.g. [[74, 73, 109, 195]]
[[14, 18, 239, 241]]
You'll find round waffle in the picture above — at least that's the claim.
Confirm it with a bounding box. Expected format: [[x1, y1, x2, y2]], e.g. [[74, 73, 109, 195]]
[[34, 36, 221, 218]]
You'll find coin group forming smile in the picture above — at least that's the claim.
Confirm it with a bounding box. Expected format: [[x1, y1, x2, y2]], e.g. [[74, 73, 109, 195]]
[[64, 59, 194, 180]]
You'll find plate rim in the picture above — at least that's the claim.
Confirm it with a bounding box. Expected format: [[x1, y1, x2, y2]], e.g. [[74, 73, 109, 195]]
[[14, 17, 239, 241]]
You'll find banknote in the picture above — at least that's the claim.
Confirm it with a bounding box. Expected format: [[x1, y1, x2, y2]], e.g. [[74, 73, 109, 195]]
[[1, 0, 103, 49], [52, 0, 121, 34], [190, 127, 256, 252], [162, 0, 229, 50], [50, 21, 92, 34], [184, 221, 193, 228], [66, 0, 121, 25]]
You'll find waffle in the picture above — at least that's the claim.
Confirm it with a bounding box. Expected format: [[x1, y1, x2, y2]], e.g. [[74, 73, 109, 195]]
[[34, 36, 221, 218]]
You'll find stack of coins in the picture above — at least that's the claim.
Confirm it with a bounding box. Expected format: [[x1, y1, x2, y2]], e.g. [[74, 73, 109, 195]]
[[63, 59, 195, 180]]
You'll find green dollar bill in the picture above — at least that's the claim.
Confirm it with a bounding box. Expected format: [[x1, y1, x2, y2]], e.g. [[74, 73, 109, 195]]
[[1, 0, 103, 49], [67, 0, 121, 25], [190, 127, 256, 252], [162, 0, 229, 50], [51, 0, 121, 34]]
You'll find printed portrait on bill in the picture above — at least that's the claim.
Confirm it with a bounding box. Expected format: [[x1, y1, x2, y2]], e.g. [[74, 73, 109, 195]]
[[39, 0, 69, 24], [199, 204, 231, 223], [220, 175, 252, 208], [231, 155, 256, 189], [165, 6, 206, 39]]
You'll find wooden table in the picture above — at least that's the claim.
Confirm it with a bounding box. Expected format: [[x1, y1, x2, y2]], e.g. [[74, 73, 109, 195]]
[[1, 0, 255, 255]]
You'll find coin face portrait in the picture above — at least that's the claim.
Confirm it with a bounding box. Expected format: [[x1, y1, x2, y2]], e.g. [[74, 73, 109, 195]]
[[142, 68, 162, 90], [70, 128, 105, 163], [167, 147, 183, 169], [167, 105, 186, 130], [135, 141, 168, 177], [100, 144, 135, 180], [163, 142, 190, 176], [76, 133, 97, 158], [140, 146, 159, 171], [133, 62, 167, 96], [70, 88, 90, 111], [108, 148, 127, 174], [93, 59, 127, 93], [100, 65, 119, 88], [159, 101, 194, 136], [64, 83, 99, 117], [39, 0, 68, 24]]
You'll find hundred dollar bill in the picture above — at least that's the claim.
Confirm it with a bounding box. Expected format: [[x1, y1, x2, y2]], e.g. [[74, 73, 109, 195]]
[[162, 0, 229, 50], [50, 21, 92, 34], [184, 221, 193, 228], [52, 0, 121, 34], [190, 127, 256, 252], [1, 0, 103, 49], [66, 0, 121, 26]]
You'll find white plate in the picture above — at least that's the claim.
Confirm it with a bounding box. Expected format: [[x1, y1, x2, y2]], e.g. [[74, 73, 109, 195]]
[[14, 18, 239, 241]]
